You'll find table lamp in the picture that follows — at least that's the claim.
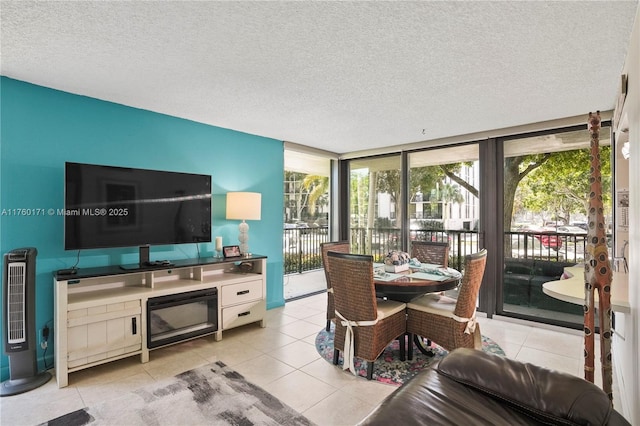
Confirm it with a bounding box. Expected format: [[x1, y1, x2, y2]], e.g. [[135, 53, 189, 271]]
[[226, 192, 261, 256]]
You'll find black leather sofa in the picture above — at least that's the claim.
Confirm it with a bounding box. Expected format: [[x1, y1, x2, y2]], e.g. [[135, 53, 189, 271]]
[[504, 258, 583, 315], [358, 348, 629, 426]]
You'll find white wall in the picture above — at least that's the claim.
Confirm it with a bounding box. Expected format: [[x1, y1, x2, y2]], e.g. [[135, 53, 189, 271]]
[[614, 5, 640, 424]]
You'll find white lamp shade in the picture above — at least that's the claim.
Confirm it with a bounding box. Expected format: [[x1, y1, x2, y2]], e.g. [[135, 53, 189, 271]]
[[226, 192, 262, 221]]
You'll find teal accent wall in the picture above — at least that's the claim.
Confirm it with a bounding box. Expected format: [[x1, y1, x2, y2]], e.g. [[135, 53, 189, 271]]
[[0, 77, 285, 380]]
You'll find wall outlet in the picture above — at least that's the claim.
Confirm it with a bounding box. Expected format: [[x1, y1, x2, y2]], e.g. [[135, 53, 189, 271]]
[[40, 325, 50, 349]]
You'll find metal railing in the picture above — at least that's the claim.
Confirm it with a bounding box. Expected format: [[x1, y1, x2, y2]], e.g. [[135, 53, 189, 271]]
[[283, 226, 480, 274], [282, 226, 610, 327], [283, 226, 330, 274], [506, 231, 588, 264], [349, 228, 479, 271], [283, 226, 607, 274]]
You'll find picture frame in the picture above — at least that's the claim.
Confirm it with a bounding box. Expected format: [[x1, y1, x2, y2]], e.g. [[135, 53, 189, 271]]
[[223, 245, 242, 258]]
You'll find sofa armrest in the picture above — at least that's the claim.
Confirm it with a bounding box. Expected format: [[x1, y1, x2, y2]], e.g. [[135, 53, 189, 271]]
[[437, 348, 619, 426]]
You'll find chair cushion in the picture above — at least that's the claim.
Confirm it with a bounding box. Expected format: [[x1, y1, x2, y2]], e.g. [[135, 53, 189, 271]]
[[437, 348, 615, 426], [407, 294, 477, 335], [376, 299, 406, 318], [407, 293, 456, 315]]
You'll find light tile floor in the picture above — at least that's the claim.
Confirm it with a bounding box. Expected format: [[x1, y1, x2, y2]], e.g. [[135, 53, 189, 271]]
[[0, 291, 625, 426]]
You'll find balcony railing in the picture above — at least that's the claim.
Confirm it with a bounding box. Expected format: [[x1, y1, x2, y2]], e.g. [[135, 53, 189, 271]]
[[505, 231, 591, 264], [283, 226, 607, 274], [283, 226, 330, 274], [349, 228, 478, 271], [283, 226, 605, 326], [283, 227, 478, 273]]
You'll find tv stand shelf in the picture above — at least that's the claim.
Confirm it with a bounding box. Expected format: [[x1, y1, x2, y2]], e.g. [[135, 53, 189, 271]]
[[54, 255, 267, 388], [67, 286, 152, 309]]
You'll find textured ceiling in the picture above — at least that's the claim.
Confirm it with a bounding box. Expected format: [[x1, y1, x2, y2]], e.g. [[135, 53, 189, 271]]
[[1, 1, 638, 155]]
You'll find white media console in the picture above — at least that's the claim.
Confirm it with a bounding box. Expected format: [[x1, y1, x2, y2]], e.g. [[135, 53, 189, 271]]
[[53, 255, 267, 388]]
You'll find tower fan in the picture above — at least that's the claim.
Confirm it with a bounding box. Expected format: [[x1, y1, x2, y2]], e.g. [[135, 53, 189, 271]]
[[1, 247, 50, 396]]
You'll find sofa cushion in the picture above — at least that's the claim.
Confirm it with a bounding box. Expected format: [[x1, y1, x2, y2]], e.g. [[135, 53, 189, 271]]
[[358, 349, 629, 426], [532, 260, 575, 277], [437, 348, 613, 426], [505, 258, 535, 275]]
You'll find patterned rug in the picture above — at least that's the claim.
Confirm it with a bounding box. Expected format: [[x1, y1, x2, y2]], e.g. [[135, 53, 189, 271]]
[[41, 361, 314, 426], [316, 324, 505, 386]]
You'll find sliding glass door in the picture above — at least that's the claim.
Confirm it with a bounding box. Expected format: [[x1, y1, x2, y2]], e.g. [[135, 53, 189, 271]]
[[345, 145, 481, 269], [283, 149, 332, 299], [340, 123, 612, 328], [348, 155, 402, 259], [408, 144, 481, 271], [500, 126, 612, 326]]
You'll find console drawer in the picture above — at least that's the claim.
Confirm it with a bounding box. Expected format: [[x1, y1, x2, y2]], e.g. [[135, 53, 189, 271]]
[[221, 279, 263, 306], [222, 300, 266, 329]]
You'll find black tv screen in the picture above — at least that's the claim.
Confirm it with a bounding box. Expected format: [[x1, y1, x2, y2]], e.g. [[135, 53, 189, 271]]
[[64, 162, 212, 250]]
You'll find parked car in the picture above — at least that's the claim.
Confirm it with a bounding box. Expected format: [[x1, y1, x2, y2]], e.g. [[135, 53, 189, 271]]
[[410, 228, 448, 242], [512, 223, 543, 233], [570, 221, 589, 231], [512, 224, 562, 249], [535, 232, 562, 249], [543, 220, 563, 227], [557, 225, 587, 234], [511, 234, 564, 260], [410, 220, 448, 242], [295, 221, 311, 234]]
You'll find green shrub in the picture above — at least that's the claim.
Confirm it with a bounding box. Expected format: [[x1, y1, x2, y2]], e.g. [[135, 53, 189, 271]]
[[284, 252, 323, 274]]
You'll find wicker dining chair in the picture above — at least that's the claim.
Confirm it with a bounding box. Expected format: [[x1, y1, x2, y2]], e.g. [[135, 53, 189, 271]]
[[321, 241, 351, 331], [411, 241, 449, 267], [326, 251, 407, 380], [406, 249, 487, 351]]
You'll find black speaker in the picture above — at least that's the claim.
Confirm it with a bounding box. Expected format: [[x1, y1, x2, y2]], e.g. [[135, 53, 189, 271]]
[[1, 247, 51, 396]]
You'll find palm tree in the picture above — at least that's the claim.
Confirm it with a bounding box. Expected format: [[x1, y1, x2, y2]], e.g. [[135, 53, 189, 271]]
[[430, 182, 464, 226], [302, 175, 329, 215], [441, 183, 464, 224]]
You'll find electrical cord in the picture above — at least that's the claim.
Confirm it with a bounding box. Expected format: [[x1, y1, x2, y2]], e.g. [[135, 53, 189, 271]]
[[71, 249, 81, 270], [41, 319, 53, 370], [59, 250, 81, 275]]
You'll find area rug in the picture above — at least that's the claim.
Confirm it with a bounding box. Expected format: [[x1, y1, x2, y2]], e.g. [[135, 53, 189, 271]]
[[315, 324, 504, 386], [41, 361, 315, 426]]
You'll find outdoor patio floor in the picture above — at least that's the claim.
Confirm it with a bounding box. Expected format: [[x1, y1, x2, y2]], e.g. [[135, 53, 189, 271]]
[[284, 269, 327, 300]]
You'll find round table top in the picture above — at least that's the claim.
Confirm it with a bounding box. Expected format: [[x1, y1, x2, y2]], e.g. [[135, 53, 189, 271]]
[[373, 266, 461, 302]]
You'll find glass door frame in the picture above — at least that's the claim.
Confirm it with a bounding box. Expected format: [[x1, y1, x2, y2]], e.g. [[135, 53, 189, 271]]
[[493, 122, 613, 328], [336, 120, 612, 327]]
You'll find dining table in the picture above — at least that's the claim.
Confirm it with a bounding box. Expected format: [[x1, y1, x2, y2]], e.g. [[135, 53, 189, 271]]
[[372, 263, 462, 303], [372, 263, 463, 357]]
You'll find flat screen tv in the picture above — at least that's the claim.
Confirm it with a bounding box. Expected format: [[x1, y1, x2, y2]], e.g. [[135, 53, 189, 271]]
[[64, 162, 212, 251]]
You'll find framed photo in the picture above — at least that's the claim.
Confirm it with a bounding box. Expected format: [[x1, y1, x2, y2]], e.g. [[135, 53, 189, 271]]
[[223, 245, 242, 258]]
